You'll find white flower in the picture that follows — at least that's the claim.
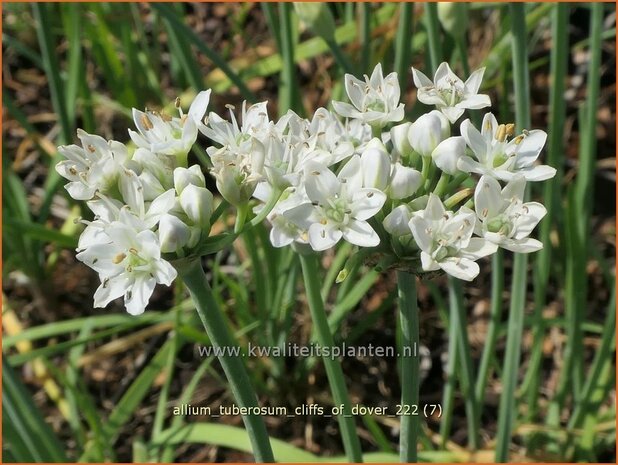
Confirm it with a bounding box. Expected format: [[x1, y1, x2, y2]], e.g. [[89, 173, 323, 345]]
[[408, 194, 497, 280], [76, 209, 177, 315], [408, 110, 450, 157], [459, 113, 555, 181], [201, 101, 271, 149], [56, 130, 134, 200], [283, 159, 387, 251], [474, 175, 547, 253], [306, 108, 355, 164], [118, 169, 176, 227], [259, 186, 312, 248], [412, 62, 491, 123], [332, 63, 405, 127], [129, 90, 210, 160], [209, 141, 265, 206], [131, 148, 175, 201]]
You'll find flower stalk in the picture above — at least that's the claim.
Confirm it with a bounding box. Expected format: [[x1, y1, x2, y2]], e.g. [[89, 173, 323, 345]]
[[179, 260, 275, 463], [397, 270, 419, 462], [299, 253, 363, 462]]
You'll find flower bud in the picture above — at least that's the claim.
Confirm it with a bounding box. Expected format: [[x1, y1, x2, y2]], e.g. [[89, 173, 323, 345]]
[[408, 110, 450, 157], [432, 136, 465, 175], [383, 204, 413, 237], [158, 213, 191, 253], [389, 163, 422, 199], [173, 165, 205, 195], [390, 122, 412, 159], [180, 184, 214, 227], [360, 146, 391, 190], [294, 3, 336, 42]]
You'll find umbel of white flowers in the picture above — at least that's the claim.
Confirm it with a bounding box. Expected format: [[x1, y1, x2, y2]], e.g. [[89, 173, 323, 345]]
[[56, 63, 555, 314]]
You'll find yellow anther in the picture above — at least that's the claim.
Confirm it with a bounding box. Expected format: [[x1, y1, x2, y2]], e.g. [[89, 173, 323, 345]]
[[140, 114, 154, 130], [112, 253, 126, 264], [495, 124, 507, 142]]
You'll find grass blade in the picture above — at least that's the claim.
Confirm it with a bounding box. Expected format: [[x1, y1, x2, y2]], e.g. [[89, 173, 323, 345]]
[[151, 3, 256, 102], [394, 3, 414, 91], [495, 4, 530, 461]]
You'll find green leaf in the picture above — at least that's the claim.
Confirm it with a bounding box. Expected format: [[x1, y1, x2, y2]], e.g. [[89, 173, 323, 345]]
[[3, 356, 68, 462]]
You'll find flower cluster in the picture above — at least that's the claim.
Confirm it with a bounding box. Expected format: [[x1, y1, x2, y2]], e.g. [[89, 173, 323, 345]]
[[57, 92, 214, 314], [246, 63, 553, 280], [57, 62, 555, 313]]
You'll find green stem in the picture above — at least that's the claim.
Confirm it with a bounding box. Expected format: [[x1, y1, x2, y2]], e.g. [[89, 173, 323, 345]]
[[179, 261, 275, 463], [421, 156, 432, 188], [396, 271, 419, 462], [278, 2, 300, 115], [299, 254, 363, 462], [439, 311, 457, 448], [234, 204, 248, 234], [448, 277, 480, 450], [475, 250, 503, 415], [394, 2, 414, 91], [527, 3, 568, 426], [495, 5, 530, 461], [250, 189, 282, 227], [432, 173, 450, 197]]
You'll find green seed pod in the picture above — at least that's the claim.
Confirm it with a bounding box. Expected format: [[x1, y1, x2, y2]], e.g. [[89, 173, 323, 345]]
[[294, 3, 336, 42], [437, 2, 469, 40]]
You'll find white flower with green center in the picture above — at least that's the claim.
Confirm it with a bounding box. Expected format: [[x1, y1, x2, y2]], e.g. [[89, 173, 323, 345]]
[[408, 194, 497, 280], [76, 208, 177, 315], [474, 175, 547, 252], [332, 63, 405, 127], [56, 130, 134, 200], [412, 62, 490, 123], [129, 90, 210, 161], [284, 159, 387, 251], [459, 113, 556, 182]]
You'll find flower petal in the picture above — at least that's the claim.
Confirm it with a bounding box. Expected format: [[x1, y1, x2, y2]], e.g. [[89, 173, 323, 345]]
[[342, 219, 380, 247], [460, 237, 498, 260], [475, 175, 506, 220], [351, 188, 387, 220], [501, 237, 543, 253], [188, 89, 211, 124], [439, 257, 480, 281], [411, 67, 433, 89], [308, 222, 342, 251], [464, 67, 486, 94], [124, 275, 156, 315]]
